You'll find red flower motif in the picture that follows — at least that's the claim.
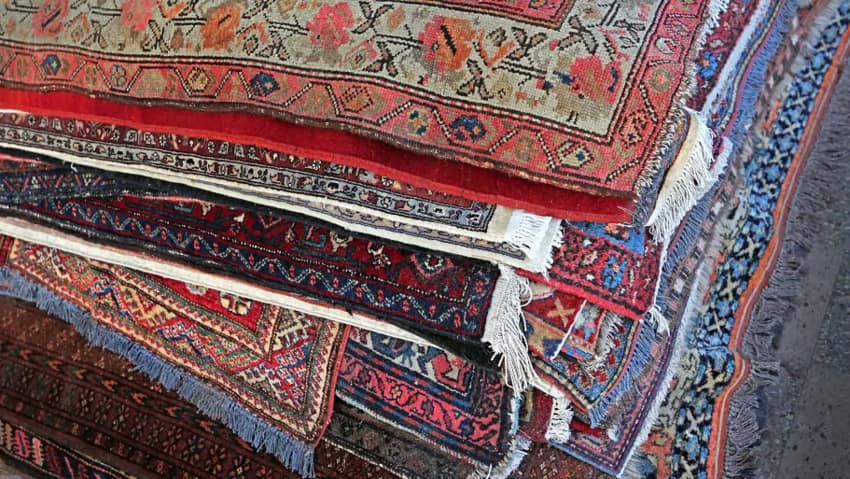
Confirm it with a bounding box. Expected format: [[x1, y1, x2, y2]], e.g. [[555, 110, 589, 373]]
[[306, 3, 355, 49], [570, 56, 622, 104], [419, 16, 475, 73], [32, 0, 69, 37], [121, 0, 157, 33]]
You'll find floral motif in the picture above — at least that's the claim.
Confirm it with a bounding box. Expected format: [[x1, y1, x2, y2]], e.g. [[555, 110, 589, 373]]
[[32, 0, 69, 37], [120, 0, 157, 33], [110, 65, 128, 88], [570, 56, 622, 104], [306, 3, 356, 49], [201, 4, 242, 50], [449, 116, 486, 142], [420, 16, 476, 73]]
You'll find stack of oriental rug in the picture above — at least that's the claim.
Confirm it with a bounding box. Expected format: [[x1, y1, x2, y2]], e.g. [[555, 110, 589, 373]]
[[0, 0, 846, 478]]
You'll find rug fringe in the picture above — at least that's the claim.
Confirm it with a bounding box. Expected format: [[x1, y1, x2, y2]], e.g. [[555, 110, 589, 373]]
[[484, 265, 540, 394], [647, 109, 719, 244], [588, 320, 657, 427], [701, 0, 773, 114], [582, 313, 622, 373], [0, 267, 317, 478], [620, 261, 713, 478], [538, 220, 564, 279], [545, 396, 574, 444], [469, 437, 531, 479], [504, 210, 556, 257], [633, 0, 730, 222]]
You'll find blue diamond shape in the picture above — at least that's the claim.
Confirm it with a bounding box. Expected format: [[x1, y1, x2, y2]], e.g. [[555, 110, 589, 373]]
[[249, 72, 280, 97], [42, 55, 61, 76]]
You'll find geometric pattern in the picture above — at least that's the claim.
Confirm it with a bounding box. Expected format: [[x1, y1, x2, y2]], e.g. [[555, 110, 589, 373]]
[[3, 238, 348, 447], [336, 329, 513, 466]]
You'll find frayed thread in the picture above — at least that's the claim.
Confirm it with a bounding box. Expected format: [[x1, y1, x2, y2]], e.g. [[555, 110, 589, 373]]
[[646, 306, 670, 336], [504, 210, 557, 257], [548, 300, 585, 361], [469, 437, 531, 479], [581, 313, 623, 373], [0, 267, 317, 478], [483, 265, 540, 394], [647, 109, 719, 244], [545, 396, 574, 444]]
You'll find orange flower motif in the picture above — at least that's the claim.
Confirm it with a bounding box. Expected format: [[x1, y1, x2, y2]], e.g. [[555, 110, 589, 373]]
[[32, 0, 69, 37], [200, 4, 242, 50], [306, 3, 355, 49], [419, 16, 476, 73], [121, 0, 157, 33]]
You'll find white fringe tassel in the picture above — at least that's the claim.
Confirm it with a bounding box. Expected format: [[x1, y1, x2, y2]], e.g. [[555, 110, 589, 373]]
[[504, 210, 557, 255], [647, 109, 719, 245], [483, 265, 540, 394], [646, 306, 670, 336], [545, 396, 574, 444], [469, 437, 531, 479]]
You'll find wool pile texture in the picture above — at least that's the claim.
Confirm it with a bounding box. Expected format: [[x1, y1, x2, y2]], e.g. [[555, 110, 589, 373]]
[[0, 0, 846, 478]]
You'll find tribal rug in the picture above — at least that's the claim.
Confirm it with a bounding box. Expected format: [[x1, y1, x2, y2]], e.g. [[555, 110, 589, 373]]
[[627, 3, 850, 478], [0, 296, 443, 479], [324, 401, 475, 479], [0, 239, 350, 477], [528, 223, 664, 320], [0, 155, 691, 393], [0, 162, 668, 342], [0, 114, 560, 272], [524, 288, 607, 364], [0, 191, 510, 368], [0, 0, 716, 219], [336, 328, 518, 473]]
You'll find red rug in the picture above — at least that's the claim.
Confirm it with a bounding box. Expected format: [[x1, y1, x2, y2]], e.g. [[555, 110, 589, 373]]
[[0, 0, 713, 217], [0, 237, 349, 477]]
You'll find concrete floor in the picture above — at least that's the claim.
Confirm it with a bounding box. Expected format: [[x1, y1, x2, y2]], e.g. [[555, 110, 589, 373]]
[[758, 60, 850, 479]]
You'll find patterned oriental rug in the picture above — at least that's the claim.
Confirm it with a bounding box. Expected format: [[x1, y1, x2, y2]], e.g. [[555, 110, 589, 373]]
[[0, 0, 719, 222], [0, 154, 677, 393], [0, 238, 350, 477], [0, 296, 473, 479], [336, 329, 519, 474], [544, 0, 801, 471], [0, 153, 669, 322], [0, 190, 514, 370], [0, 112, 561, 273]]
